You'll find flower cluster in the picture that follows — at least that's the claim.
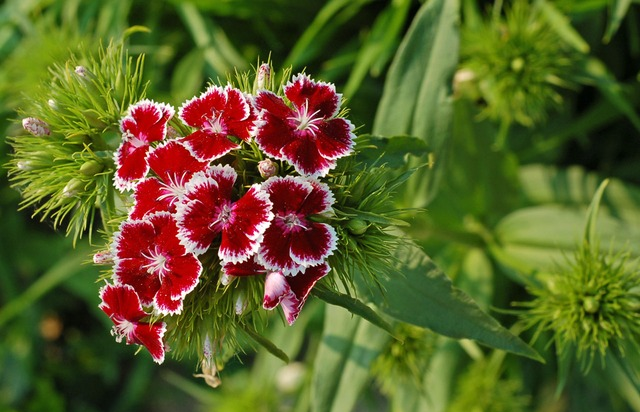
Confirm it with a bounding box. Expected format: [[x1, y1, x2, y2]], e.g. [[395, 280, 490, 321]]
[[96, 69, 357, 363]]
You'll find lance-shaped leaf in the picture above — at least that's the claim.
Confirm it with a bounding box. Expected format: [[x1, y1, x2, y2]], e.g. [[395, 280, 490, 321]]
[[358, 240, 542, 361]]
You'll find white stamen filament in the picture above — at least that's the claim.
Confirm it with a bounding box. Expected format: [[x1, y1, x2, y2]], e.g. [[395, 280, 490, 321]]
[[288, 100, 322, 135]]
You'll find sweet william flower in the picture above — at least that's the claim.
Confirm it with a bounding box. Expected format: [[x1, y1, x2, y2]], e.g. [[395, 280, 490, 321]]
[[176, 165, 274, 262], [253, 74, 355, 177], [179, 85, 255, 162], [258, 176, 337, 275], [99, 283, 167, 364], [263, 264, 330, 325], [112, 212, 202, 315], [130, 140, 208, 219], [114, 100, 175, 191]]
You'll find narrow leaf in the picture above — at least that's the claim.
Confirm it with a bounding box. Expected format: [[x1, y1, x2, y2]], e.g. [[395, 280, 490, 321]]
[[538, 0, 590, 53], [372, 0, 459, 207], [584, 179, 610, 245], [312, 285, 397, 338], [604, 0, 633, 43], [358, 241, 543, 361], [240, 323, 290, 364]]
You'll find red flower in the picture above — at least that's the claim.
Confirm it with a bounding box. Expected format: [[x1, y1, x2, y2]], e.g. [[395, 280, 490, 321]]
[[99, 283, 167, 364], [179, 85, 255, 162], [258, 176, 337, 274], [253, 74, 355, 177], [114, 100, 174, 191], [129, 140, 208, 219], [263, 264, 330, 325], [176, 165, 273, 262], [112, 212, 202, 315]]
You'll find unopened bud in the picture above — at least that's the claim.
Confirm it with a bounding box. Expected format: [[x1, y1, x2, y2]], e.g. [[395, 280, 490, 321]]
[[220, 272, 234, 286], [22, 117, 51, 136], [48, 99, 57, 109], [511, 57, 525, 73], [62, 178, 84, 198], [75, 66, 87, 77], [80, 160, 104, 176], [257, 63, 271, 90], [583, 296, 600, 314], [16, 160, 33, 171], [258, 159, 278, 179], [234, 291, 247, 315], [93, 251, 114, 265], [166, 126, 180, 139], [346, 219, 368, 236]]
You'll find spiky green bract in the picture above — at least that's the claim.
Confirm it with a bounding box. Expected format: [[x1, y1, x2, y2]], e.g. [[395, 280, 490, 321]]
[[459, 0, 580, 127], [6, 40, 147, 242], [447, 357, 531, 412], [519, 242, 640, 372], [162, 254, 269, 363], [371, 323, 436, 396]]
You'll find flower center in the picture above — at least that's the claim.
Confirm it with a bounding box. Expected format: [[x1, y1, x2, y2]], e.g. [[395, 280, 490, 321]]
[[290, 100, 322, 136], [279, 213, 307, 233], [142, 247, 169, 276], [111, 318, 135, 343], [203, 113, 227, 135], [209, 203, 234, 230], [157, 172, 190, 205]]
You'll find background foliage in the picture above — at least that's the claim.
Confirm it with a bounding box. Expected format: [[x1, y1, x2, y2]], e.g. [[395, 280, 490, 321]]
[[1, 0, 639, 411]]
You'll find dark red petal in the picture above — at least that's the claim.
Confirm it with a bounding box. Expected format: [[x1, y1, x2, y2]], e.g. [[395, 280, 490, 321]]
[[219, 185, 273, 263], [147, 140, 208, 182], [147, 212, 188, 256], [259, 223, 299, 273], [289, 222, 337, 267], [285, 74, 340, 119], [298, 179, 335, 216], [131, 322, 167, 364], [99, 283, 147, 322], [281, 136, 334, 177], [254, 90, 293, 119], [263, 271, 292, 310], [254, 112, 294, 160], [315, 118, 355, 160], [122, 100, 174, 144], [113, 219, 156, 261], [130, 178, 172, 219], [176, 175, 223, 254], [223, 257, 268, 277], [262, 176, 312, 216], [179, 86, 227, 128], [206, 165, 237, 199], [224, 87, 253, 141], [282, 263, 330, 324], [182, 130, 240, 162], [113, 258, 161, 306], [114, 141, 151, 191]]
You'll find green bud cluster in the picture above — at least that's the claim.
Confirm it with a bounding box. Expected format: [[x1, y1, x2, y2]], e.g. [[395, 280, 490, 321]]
[[458, 0, 581, 127], [519, 242, 640, 372]]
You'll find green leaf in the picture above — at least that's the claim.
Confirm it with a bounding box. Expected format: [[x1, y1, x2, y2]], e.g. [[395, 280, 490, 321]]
[[584, 179, 610, 245], [312, 285, 397, 338], [538, 0, 590, 53], [604, 0, 633, 43], [240, 323, 290, 365], [358, 241, 543, 362], [311, 305, 390, 412], [579, 57, 640, 133], [372, 0, 459, 207], [355, 134, 430, 169]]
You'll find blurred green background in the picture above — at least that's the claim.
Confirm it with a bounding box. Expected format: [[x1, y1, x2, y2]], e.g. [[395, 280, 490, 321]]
[[1, 0, 640, 411]]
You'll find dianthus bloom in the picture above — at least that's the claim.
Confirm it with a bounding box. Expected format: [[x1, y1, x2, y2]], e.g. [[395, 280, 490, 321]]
[[112, 212, 202, 315], [178, 85, 255, 162], [253, 74, 355, 177], [258, 176, 337, 274], [114, 100, 174, 191], [99, 283, 167, 363]]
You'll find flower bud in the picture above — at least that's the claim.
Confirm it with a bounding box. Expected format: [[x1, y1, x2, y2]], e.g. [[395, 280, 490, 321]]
[[80, 160, 104, 176], [166, 126, 180, 139], [93, 251, 114, 265], [48, 99, 57, 110], [346, 219, 368, 236], [258, 159, 278, 178], [62, 178, 84, 198], [75, 65, 87, 77], [22, 117, 51, 137], [234, 291, 247, 315], [257, 63, 271, 90]]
